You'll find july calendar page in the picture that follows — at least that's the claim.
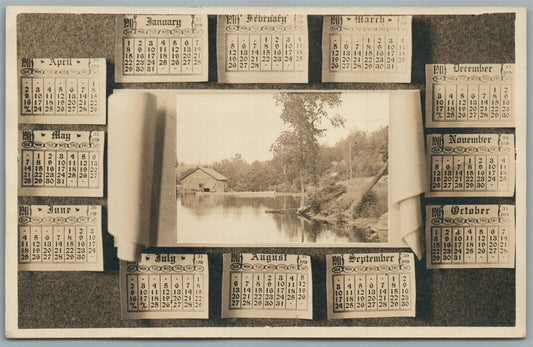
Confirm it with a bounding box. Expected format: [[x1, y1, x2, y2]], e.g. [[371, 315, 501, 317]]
[[120, 253, 209, 319]]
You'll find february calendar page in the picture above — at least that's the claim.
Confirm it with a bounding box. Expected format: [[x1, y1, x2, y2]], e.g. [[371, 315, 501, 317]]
[[216, 14, 309, 83]]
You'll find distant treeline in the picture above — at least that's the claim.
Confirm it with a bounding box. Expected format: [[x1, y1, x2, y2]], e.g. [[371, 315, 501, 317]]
[[177, 126, 388, 193]]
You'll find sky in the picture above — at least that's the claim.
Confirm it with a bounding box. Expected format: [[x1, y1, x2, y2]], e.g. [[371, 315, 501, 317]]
[[177, 91, 389, 164]]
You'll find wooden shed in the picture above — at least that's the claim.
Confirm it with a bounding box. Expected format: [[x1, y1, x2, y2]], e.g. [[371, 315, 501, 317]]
[[179, 167, 228, 193]]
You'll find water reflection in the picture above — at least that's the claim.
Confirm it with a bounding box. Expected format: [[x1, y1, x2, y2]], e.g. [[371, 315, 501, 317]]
[[177, 194, 371, 244]]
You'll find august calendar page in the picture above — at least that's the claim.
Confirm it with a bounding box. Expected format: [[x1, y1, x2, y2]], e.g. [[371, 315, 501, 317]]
[[4, 5, 527, 339]]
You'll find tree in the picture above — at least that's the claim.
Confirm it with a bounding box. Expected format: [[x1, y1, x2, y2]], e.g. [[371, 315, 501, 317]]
[[270, 93, 344, 203]]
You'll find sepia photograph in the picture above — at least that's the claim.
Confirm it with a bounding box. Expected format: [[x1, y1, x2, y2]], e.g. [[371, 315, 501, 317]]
[[4, 5, 526, 339], [177, 91, 389, 244]]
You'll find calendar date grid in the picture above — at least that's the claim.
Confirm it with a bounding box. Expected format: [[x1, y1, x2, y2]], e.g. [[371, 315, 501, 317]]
[[331, 271, 412, 313], [428, 134, 513, 194], [225, 33, 305, 73], [21, 148, 101, 189], [328, 34, 408, 73], [430, 225, 511, 265], [229, 270, 308, 311], [431, 82, 513, 122], [125, 265, 206, 313], [122, 36, 203, 76], [21, 76, 100, 116], [18, 224, 99, 265]]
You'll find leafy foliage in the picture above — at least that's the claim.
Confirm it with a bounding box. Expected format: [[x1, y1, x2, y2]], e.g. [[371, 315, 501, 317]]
[[270, 92, 344, 192], [177, 92, 388, 194]]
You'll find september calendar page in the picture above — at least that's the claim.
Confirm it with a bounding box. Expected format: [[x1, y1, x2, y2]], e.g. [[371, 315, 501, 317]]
[[4, 5, 526, 339]]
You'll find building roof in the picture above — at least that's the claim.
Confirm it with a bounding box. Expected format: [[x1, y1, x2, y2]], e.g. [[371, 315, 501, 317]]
[[180, 167, 228, 182]]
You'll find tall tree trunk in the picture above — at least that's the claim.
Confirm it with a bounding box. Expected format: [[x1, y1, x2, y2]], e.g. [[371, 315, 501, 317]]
[[347, 161, 388, 218], [299, 168, 305, 208]]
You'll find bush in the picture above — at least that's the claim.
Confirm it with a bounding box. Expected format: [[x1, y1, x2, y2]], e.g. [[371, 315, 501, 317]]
[[307, 183, 347, 210], [355, 190, 387, 218]]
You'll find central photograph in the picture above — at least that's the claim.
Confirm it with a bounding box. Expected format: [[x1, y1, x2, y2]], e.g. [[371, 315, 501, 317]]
[[176, 91, 389, 245]]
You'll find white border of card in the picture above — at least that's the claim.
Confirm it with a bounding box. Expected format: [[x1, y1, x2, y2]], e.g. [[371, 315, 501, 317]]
[[5, 6, 527, 339], [115, 14, 209, 83]]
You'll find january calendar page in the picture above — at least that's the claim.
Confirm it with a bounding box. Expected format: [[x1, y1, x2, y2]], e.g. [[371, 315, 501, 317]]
[[115, 14, 208, 82]]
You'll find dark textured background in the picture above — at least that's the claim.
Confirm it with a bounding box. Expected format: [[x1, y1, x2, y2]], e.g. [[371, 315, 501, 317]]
[[16, 12, 516, 329]]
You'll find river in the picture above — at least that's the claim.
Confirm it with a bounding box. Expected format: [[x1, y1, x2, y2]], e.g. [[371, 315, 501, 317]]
[[177, 193, 371, 244]]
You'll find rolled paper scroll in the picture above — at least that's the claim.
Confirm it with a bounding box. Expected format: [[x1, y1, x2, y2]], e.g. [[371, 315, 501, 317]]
[[108, 91, 157, 261], [389, 90, 426, 259]]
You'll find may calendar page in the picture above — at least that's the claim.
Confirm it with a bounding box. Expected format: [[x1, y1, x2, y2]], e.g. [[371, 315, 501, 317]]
[[4, 5, 527, 340]]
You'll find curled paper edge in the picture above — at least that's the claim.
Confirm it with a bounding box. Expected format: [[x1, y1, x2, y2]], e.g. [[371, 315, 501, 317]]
[[108, 91, 158, 262], [389, 90, 427, 259]]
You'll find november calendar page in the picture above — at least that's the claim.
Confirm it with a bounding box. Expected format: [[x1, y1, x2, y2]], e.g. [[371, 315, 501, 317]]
[[4, 5, 526, 339]]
